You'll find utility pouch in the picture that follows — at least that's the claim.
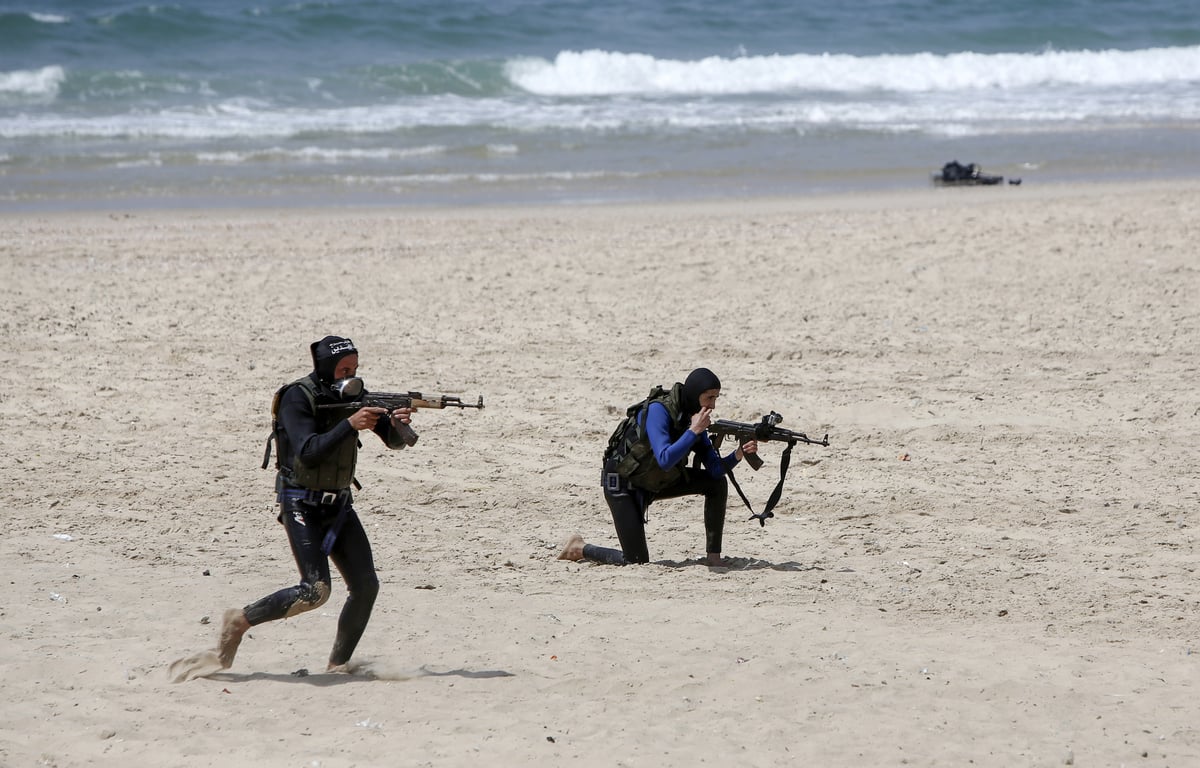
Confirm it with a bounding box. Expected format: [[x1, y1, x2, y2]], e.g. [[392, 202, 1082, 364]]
[[616, 440, 682, 493], [613, 440, 644, 481]]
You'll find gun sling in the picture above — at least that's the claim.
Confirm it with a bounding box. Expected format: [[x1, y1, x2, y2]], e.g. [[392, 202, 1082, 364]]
[[726, 439, 797, 526]]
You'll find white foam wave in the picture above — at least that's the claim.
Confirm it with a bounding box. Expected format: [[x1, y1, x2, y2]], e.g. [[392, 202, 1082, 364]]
[[31, 12, 70, 23], [2, 83, 1199, 142], [346, 169, 639, 186], [506, 46, 1200, 96], [195, 145, 447, 164], [0, 65, 66, 97]]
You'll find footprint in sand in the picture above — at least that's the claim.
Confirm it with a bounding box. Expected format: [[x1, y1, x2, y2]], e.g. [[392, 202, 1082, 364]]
[[168, 650, 224, 683]]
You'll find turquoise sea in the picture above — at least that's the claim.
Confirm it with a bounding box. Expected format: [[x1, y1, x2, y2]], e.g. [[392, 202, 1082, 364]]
[[2, 0, 1199, 209]]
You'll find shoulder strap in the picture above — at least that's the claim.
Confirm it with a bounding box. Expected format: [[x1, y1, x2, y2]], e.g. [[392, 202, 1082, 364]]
[[262, 381, 310, 470]]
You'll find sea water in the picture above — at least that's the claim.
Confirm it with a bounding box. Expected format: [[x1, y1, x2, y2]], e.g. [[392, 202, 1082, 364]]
[[1, 0, 1198, 209]]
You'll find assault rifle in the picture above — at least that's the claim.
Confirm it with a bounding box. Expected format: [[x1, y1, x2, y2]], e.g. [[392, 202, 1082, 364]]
[[708, 412, 830, 526], [709, 411, 828, 470], [318, 379, 484, 447], [320, 391, 485, 413]]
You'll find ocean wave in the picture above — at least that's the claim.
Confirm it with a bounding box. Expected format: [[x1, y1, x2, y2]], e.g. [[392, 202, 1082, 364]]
[[506, 46, 1200, 96], [2, 88, 1199, 142], [7, 45, 1198, 112], [195, 145, 448, 164], [0, 66, 66, 98], [345, 169, 641, 186]]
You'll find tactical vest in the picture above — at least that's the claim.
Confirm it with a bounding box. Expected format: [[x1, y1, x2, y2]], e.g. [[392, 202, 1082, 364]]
[[264, 375, 359, 491], [604, 383, 691, 492]]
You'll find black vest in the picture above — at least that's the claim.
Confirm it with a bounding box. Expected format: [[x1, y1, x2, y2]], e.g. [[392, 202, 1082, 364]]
[[271, 375, 359, 491]]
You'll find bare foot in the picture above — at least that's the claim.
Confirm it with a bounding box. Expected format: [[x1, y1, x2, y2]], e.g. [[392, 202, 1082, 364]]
[[706, 553, 730, 568], [557, 534, 584, 561], [218, 608, 250, 669]]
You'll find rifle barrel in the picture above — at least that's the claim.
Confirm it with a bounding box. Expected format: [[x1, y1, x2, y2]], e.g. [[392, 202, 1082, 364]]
[[317, 392, 485, 410], [709, 419, 829, 447]]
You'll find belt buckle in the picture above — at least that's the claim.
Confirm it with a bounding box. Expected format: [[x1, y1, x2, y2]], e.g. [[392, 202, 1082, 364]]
[[320, 491, 339, 505]]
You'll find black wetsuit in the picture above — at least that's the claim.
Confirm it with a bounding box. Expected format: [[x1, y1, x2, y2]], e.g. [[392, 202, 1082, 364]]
[[243, 380, 398, 666], [245, 489, 379, 665], [590, 465, 729, 565]]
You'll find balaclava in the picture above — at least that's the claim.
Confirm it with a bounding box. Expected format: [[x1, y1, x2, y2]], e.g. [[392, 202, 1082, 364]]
[[681, 367, 721, 414]]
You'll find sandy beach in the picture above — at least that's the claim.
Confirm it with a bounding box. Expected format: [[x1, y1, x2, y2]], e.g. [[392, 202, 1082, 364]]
[[1, 182, 1197, 767]]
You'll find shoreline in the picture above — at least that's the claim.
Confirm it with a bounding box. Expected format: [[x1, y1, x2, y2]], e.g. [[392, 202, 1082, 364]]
[[7, 124, 1200, 215], [6, 175, 1199, 220]]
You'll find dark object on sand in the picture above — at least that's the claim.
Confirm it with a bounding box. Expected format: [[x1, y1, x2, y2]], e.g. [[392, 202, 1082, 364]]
[[932, 160, 1005, 186]]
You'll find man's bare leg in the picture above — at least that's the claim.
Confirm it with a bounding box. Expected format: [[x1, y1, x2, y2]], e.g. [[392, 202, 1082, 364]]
[[218, 608, 251, 669], [557, 534, 584, 561]]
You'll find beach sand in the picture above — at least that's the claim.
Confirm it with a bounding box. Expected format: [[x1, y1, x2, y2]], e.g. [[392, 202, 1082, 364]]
[[1, 182, 1197, 767]]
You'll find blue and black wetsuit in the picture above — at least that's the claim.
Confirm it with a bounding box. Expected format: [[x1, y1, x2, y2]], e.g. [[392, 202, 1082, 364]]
[[589, 401, 740, 565]]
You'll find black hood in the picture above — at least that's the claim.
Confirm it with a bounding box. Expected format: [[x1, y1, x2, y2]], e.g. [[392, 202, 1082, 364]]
[[309, 335, 357, 384], [681, 367, 721, 414]]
